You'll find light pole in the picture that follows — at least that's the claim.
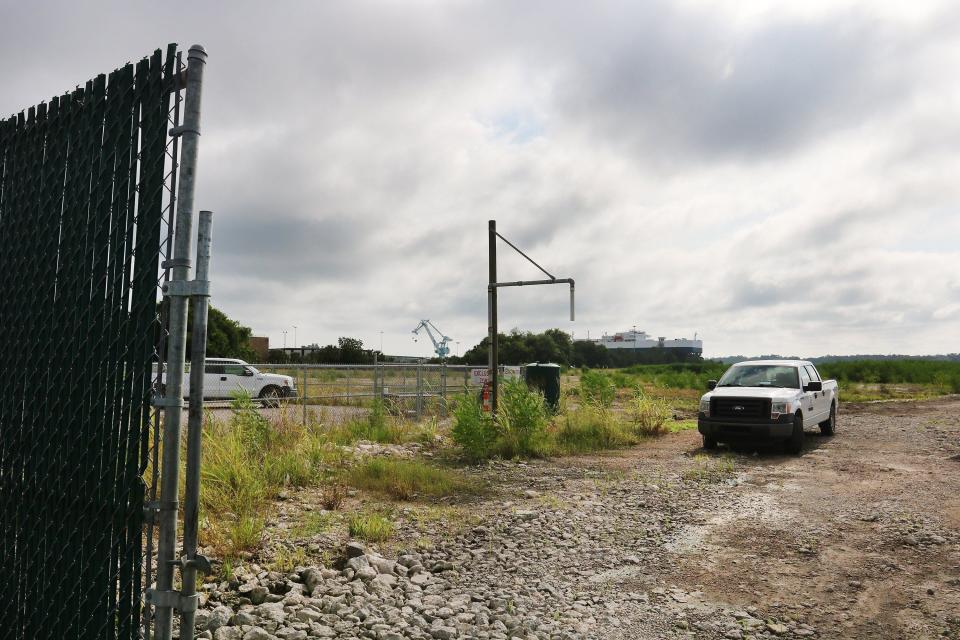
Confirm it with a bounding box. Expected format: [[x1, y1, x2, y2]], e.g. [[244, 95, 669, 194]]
[[456, 341, 460, 357], [379, 331, 384, 354], [293, 325, 297, 348], [282, 330, 287, 350]]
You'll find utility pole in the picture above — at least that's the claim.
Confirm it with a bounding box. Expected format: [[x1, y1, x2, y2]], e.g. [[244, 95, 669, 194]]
[[487, 219, 575, 416]]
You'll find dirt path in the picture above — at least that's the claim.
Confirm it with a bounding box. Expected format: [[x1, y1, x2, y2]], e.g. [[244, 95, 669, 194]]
[[535, 397, 960, 639], [654, 397, 960, 639]]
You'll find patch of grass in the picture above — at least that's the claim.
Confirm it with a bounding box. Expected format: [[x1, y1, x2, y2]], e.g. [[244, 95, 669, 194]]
[[349, 512, 394, 542], [668, 419, 698, 433], [218, 558, 236, 582], [552, 402, 636, 453], [683, 453, 736, 483], [326, 399, 438, 445], [415, 537, 434, 550], [269, 545, 308, 573], [199, 394, 349, 559], [294, 510, 337, 538], [347, 458, 478, 500], [627, 391, 671, 437], [537, 494, 566, 510]]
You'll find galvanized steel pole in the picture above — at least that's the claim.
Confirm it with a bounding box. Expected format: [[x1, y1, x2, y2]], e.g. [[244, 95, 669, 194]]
[[154, 44, 206, 640], [488, 220, 498, 415], [179, 210, 213, 640]]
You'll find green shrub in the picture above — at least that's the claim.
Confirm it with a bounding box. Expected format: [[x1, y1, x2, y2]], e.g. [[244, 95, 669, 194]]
[[451, 393, 498, 462], [579, 370, 615, 407], [495, 379, 550, 458]]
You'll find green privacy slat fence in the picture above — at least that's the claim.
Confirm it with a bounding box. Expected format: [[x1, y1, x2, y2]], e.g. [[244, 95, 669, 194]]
[[0, 45, 177, 640]]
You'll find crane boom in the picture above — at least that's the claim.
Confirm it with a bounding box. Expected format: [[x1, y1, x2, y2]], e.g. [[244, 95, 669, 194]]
[[411, 319, 453, 359]]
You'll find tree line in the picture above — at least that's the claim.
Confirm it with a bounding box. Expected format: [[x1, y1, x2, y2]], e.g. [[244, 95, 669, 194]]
[[448, 329, 702, 368], [183, 305, 699, 368]]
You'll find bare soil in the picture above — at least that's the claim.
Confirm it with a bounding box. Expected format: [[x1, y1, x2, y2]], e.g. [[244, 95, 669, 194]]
[[563, 397, 960, 638]]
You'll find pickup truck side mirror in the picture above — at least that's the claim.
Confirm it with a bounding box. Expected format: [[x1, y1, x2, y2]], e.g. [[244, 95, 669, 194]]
[[804, 381, 822, 392], [707, 380, 717, 390]]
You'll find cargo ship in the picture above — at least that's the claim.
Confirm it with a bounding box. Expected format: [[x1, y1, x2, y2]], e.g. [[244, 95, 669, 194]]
[[582, 329, 702, 357]]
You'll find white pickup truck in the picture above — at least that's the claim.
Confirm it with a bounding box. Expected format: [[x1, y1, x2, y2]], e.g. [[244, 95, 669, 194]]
[[697, 360, 838, 454], [162, 358, 297, 406]]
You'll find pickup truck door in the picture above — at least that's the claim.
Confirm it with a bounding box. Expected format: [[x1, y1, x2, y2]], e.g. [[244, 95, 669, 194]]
[[220, 363, 251, 398], [798, 366, 818, 425], [222, 364, 264, 398], [203, 363, 225, 399], [805, 365, 829, 421]]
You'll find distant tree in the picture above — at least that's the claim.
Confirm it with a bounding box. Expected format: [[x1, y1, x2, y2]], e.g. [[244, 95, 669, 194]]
[[337, 337, 366, 363], [203, 306, 257, 360], [163, 301, 256, 361]]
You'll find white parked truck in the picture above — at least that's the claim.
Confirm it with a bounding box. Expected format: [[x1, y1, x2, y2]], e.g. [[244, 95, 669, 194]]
[[697, 360, 838, 454], [161, 358, 297, 407]]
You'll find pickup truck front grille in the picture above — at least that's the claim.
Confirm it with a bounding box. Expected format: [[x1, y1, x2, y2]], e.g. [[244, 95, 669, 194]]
[[711, 397, 771, 420]]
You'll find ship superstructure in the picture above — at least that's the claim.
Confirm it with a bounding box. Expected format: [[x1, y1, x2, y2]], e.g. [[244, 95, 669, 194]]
[[582, 329, 702, 356]]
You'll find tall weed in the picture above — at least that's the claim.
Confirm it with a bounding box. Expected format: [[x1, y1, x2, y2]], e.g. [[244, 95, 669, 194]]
[[451, 393, 498, 462], [495, 379, 550, 458], [579, 370, 615, 407]]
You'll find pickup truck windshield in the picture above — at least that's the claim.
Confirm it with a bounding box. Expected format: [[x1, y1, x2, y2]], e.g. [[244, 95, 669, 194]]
[[718, 365, 799, 389]]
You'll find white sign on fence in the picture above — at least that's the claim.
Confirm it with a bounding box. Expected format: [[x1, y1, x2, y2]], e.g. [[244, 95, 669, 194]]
[[470, 366, 522, 385]]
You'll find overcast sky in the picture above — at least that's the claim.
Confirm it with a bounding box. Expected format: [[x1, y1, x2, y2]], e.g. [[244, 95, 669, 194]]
[[3, 0, 958, 358]]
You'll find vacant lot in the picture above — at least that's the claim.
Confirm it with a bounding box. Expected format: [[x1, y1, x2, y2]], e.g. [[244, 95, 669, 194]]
[[194, 397, 960, 640]]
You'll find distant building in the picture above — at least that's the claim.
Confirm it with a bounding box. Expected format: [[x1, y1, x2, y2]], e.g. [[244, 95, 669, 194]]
[[580, 329, 702, 357], [249, 336, 270, 361]]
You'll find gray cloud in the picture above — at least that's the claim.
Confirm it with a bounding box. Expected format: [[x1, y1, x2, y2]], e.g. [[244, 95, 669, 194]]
[[2, 0, 957, 356]]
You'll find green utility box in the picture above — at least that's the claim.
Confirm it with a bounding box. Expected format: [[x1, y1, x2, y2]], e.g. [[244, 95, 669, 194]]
[[524, 362, 562, 410]]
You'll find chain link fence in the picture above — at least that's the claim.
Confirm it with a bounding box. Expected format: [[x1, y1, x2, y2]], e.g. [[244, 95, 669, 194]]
[[197, 362, 512, 421], [0, 44, 204, 640]]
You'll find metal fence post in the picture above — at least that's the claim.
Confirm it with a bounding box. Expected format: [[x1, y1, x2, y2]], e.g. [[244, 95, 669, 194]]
[[441, 362, 447, 417], [416, 361, 424, 420], [302, 366, 308, 425], [152, 44, 206, 640], [179, 210, 213, 640]]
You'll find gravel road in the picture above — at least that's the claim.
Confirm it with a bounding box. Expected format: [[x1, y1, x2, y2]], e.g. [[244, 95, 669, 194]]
[[190, 397, 960, 640]]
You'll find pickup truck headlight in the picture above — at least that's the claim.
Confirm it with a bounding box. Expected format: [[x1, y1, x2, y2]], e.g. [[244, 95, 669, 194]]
[[699, 397, 710, 416], [771, 400, 792, 419]]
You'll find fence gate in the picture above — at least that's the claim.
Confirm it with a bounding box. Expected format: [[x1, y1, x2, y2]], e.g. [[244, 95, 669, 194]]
[[0, 43, 208, 640]]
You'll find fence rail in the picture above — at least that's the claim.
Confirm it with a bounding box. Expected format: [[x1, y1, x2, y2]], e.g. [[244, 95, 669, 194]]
[[197, 363, 489, 419]]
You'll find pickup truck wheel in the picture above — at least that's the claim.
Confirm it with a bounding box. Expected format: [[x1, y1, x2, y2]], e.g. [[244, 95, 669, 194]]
[[702, 434, 718, 450], [260, 386, 281, 409], [819, 403, 836, 436], [785, 414, 804, 455]]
